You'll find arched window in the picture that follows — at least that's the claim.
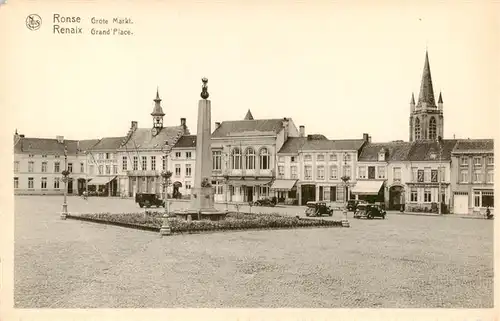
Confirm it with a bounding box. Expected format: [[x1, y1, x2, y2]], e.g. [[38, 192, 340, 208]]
[[414, 117, 421, 140], [259, 147, 270, 170], [231, 148, 241, 170], [429, 117, 437, 140], [245, 147, 255, 170]]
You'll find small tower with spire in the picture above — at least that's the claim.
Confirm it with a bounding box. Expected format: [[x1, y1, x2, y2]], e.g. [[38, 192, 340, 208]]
[[409, 51, 444, 141], [244, 109, 254, 120], [151, 87, 165, 132]]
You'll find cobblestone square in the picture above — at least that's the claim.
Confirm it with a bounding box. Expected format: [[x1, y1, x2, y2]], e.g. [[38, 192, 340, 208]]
[[14, 196, 493, 308]]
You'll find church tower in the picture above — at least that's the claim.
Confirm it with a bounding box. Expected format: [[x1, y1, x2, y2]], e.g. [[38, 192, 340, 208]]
[[151, 87, 165, 136], [409, 51, 444, 141]]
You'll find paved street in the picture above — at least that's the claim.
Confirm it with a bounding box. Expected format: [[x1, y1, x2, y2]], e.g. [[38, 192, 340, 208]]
[[14, 195, 493, 308]]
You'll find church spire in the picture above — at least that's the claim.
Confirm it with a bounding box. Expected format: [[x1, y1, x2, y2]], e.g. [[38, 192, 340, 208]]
[[410, 92, 415, 105], [244, 109, 254, 120], [417, 50, 436, 108], [151, 87, 165, 117], [438, 92, 443, 103]]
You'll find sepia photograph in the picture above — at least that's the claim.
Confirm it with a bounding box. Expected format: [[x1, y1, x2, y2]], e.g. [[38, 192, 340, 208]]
[[1, 0, 498, 320]]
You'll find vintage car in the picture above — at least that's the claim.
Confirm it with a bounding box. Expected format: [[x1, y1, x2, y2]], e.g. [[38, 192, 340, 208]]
[[354, 203, 386, 219], [253, 197, 277, 207], [305, 201, 333, 217], [347, 200, 368, 211], [135, 193, 165, 208]]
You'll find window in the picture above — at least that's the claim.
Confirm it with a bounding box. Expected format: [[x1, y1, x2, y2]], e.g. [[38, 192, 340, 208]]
[[28, 161, 34, 173], [424, 167, 431, 182], [291, 166, 297, 179], [424, 189, 432, 203], [368, 166, 376, 179], [106, 153, 110, 160], [460, 157, 468, 166], [317, 154, 325, 162], [42, 154, 47, 158], [113, 165, 118, 174], [28, 177, 34, 189], [175, 152, 181, 159], [414, 117, 421, 140], [80, 163, 84, 173], [473, 170, 482, 183], [474, 190, 494, 208], [428, 117, 437, 140], [259, 148, 270, 170], [106, 165, 111, 175], [212, 151, 222, 170], [141, 156, 147, 170], [378, 152, 385, 162], [329, 154, 337, 162], [377, 166, 385, 179], [186, 181, 192, 190], [344, 154, 352, 162], [393, 167, 401, 181], [245, 148, 256, 170], [439, 167, 445, 182], [175, 164, 181, 176], [231, 148, 242, 170], [186, 152, 192, 159], [410, 189, 418, 202], [54, 177, 60, 189], [122, 156, 128, 171], [344, 166, 351, 178], [278, 165, 285, 178], [162, 155, 167, 171], [28, 154, 34, 158], [99, 153, 103, 159], [98, 165, 103, 175], [330, 165, 338, 179], [55, 155, 60, 158], [151, 156, 156, 171], [411, 167, 417, 181], [186, 164, 192, 177], [259, 186, 269, 197], [417, 169, 424, 182], [14, 161, 19, 173], [431, 169, 438, 183], [304, 165, 312, 180], [68, 163, 73, 173], [460, 170, 468, 183], [473, 157, 482, 167], [291, 156, 296, 163], [487, 170, 494, 183], [41, 162, 47, 173], [41, 177, 47, 189], [14, 177, 18, 189], [304, 154, 312, 162], [487, 156, 494, 166], [358, 166, 367, 179], [317, 166, 325, 180], [474, 191, 480, 207]]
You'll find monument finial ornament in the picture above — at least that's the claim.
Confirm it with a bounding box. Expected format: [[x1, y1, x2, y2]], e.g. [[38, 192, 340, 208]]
[[201, 77, 209, 99]]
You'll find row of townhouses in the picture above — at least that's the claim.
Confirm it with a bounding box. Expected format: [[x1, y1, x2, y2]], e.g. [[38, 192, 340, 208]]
[[13, 51, 494, 215]]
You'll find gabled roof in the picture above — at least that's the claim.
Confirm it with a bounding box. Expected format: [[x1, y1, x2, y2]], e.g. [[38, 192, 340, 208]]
[[173, 135, 197, 149], [90, 137, 126, 151], [406, 139, 457, 161], [452, 139, 494, 153], [417, 51, 437, 108], [14, 137, 79, 155], [212, 119, 285, 138], [120, 126, 185, 150], [278, 137, 307, 154], [358, 142, 413, 162], [78, 139, 100, 152]]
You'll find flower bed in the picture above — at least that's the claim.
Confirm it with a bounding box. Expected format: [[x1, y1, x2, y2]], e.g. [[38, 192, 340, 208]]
[[67, 211, 344, 234]]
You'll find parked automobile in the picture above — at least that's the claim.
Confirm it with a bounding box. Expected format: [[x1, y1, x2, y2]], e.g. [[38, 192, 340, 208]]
[[135, 193, 165, 208], [253, 197, 277, 207], [347, 199, 367, 211], [354, 203, 386, 219], [305, 201, 333, 217]]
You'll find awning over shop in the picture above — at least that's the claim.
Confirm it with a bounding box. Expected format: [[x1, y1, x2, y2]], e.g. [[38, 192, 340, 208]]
[[351, 180, 384, 196], [270, 179, 297, 191], [228, 179, 271, 187], [88, 176, 116, 186]]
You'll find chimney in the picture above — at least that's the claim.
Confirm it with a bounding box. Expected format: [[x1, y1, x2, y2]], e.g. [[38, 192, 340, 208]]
[[368, 136, 372, 143], [181, 118, 186, 127], [299, 125, 305, 137], [363, 133, 369, 142], [215, 122, 221, 128], [56, 135, 64, 143], [20, 134, 25, 138]]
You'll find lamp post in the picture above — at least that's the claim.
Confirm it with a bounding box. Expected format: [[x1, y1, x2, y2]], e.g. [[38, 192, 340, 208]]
[[61, 146, 69, 220], [437, 136, 443, 215], [160, 170, 173, 236], [340, 152, 350, 227]]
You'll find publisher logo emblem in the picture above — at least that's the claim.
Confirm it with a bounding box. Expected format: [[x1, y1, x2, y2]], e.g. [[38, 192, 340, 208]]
[[26, 14, 42, 31]]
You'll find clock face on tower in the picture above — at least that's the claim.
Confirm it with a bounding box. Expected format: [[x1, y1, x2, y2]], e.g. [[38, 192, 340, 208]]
[[151, 127, 158, 136]]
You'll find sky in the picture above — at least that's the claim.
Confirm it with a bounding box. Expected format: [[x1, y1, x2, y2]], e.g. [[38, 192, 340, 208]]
[[1, 0, 499, 143]]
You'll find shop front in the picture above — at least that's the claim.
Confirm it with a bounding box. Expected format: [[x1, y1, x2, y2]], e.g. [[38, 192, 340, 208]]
[[270, 179, 298, 205], [351, 180, 385, 204]]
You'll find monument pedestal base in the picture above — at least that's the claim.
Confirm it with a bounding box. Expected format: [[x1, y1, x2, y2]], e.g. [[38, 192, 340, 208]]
[[173, 186, 227, 221]]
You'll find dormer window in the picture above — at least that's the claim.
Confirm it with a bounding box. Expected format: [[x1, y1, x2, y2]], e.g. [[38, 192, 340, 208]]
[[378, 149, 386, 161], [429, 153, 437, 160]]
